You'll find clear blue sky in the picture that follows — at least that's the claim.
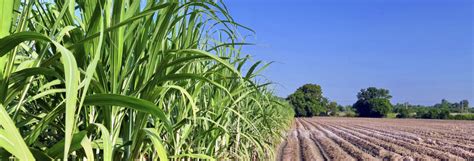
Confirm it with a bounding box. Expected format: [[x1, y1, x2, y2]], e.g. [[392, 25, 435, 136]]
[[225, 0, 473, 106]]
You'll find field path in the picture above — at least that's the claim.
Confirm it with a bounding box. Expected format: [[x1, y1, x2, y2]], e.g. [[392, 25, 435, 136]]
[[277, 117, 474, 161]]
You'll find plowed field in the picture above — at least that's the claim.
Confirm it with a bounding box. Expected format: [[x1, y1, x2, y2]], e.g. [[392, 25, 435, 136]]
[[277, 117, 474, 161]]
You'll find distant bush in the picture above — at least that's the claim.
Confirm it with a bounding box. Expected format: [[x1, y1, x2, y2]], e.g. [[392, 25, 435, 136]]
[[345, 111, 357, 117], [469, 108, 474, 113], [327, 102, 339, 116], [416, 108, 450, 119], [396, 108, 411, 118], [338, 111, 357, 117], [448, 114, 474, 120]]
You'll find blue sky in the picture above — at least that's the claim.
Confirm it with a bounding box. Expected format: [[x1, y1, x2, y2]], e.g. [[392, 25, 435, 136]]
[[225, 0, 473, 105]]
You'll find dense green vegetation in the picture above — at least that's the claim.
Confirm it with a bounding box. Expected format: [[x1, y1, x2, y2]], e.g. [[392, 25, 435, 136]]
[[287, 84, 341, 117], [288, 84, 472, 120], [288, 85, 392, 118], [393, 100, 473, 120], [448, 113, 474, 120], [0, 0, 293, 160], [353, 87, 393, 117]]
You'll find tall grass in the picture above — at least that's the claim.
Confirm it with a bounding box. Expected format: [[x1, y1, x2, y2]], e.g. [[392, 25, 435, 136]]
[[0, 0, 294, 160]]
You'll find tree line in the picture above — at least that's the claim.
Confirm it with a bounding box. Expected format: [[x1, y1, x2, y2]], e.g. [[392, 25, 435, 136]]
[[287, 84, 473, 120], [394, 100, 473, 119]]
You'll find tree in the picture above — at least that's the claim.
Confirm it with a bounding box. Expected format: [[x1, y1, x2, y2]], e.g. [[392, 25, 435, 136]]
[[461, 100, 469, 108], [425, 108, 450, 119], [396, 108, 411, 118], [287, 84, 327, 117], [327, 101, 339, 116], [353, 87, 393, 117], [337, 105, 345, 112], [439, 99, 451, 109], [357, 87, 392, 100], [461, 100, 469, 112]]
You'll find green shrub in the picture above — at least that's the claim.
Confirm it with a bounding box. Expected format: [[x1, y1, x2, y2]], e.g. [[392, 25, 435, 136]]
[[344, 111, 357, 117], [416, 108, 450, 119], [396, 108, 412, 118], [449, 114, 474, 120], [354, 98, 393, 117]]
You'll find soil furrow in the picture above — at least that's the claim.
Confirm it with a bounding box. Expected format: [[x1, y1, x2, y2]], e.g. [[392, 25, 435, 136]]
[[277, 117, 474, 161], [353, 124, 474, 158], [300, 119, 379, 161], [300, 119, 356, 161], [337, 123, 465, 160], [323, 123, 427, 160]]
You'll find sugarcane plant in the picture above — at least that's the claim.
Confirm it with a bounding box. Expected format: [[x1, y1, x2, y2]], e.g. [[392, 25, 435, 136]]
[[0, 0, 294, 160]]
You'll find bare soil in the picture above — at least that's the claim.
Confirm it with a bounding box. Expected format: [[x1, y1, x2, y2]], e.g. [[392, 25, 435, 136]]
[[276, 117, 474, 161]]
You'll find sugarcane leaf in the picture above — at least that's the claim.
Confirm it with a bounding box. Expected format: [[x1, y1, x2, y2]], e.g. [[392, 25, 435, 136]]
[[142, 128, 169, 161], [0, 104, 35, 160], [84, 94, 172, 132], [46, 131, 87, 158], [51, 40, 81, 160], [0, 32, 50, 56]]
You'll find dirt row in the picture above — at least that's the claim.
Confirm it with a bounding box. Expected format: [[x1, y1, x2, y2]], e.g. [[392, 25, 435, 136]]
[[277, 117, 474, 161]]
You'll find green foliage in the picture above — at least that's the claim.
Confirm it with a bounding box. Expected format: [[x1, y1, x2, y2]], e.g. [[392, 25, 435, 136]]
[[0, 0, 294, 160], [327, 101, 339, 116], [395, 100, 471, 112], [395, 108, 412, 118], [357, 87, 392, 101], [448, 113, 474, 120], [434, 99, 470, 113], [353, 87, 393, 117], [344, 111, 357, 117], [339, 105, 357, 117], [393, 100, 473, 120], [287, 84, 329, 117], [416, 108, 450, 119], [354, 98, 393, 117]]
